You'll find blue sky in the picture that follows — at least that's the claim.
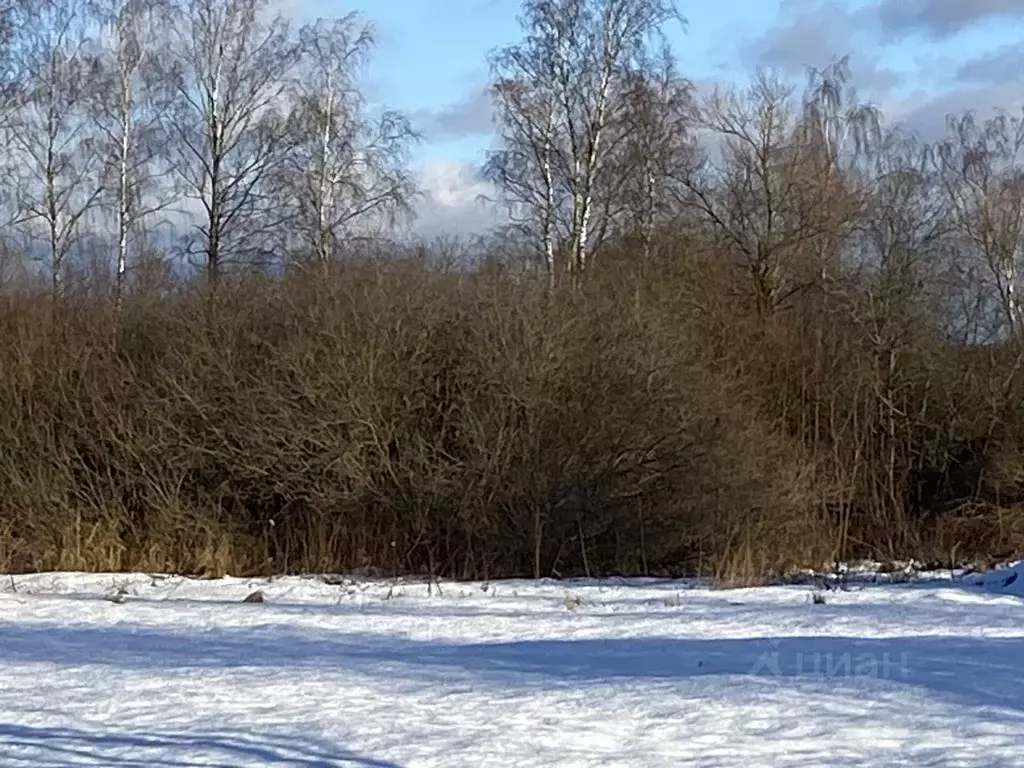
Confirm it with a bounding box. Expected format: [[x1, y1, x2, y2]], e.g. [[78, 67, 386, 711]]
[[307, 0, 782, 165], [291, 0, 1024, 234]]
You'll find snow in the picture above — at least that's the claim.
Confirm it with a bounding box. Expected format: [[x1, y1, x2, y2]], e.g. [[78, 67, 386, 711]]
[[2, 566, 1024, 767], [965, 560, 1024, 597]]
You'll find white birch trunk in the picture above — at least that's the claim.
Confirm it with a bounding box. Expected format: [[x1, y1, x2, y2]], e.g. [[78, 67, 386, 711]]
[[115, 54, 133, 317], [316, 76, 333, 268]]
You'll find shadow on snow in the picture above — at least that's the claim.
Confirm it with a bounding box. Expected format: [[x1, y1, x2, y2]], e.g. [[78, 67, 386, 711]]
[[1, 620, 1023, 716], [0, 723, 402, 767]]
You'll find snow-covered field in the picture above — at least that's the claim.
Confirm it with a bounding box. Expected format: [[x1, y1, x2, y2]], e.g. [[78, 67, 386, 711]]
[[1, 565, 1024, 767]]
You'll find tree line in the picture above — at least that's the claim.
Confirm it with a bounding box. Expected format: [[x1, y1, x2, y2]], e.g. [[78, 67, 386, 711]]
[[0, 0, 416, 302], [1, 0, 1023, 582]]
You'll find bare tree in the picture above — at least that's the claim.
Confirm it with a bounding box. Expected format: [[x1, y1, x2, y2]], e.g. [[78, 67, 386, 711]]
[[486, 9, 563, 285], [683, 66, 875, 315], [559, 0, 679, 278], [0, 2, 18, 122], [799, 57, 881, 184], [0, 3, 22, 234], [860, 128, 949, 311], [165, 0, 296, 290], [487, 0, 679, 286], [280, 15, 418, 271], [683, 73, 806, 314], [936, 110, 1024, 344], [617, 45, 695, 269], [90, 0, 171, 320], [840, 128, 952, 536], [796, 56, 881, 283], [8, 0, 104, 299]]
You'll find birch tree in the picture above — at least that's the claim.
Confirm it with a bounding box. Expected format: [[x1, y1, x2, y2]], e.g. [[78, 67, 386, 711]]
[[281, 15, 417, 270], [936, 110, 1024, 344], [487, 0, 679, 286], [90, 0, 170, 318], [617, 46, 695, 268], [486, 16, 563, 284], [558, 0, 678, 278], [0, 2, 22, 248], [166, 0, 296, 290], [799, 57, 881, 184], [9, 0, 104, 299], [0, 2, 18, 129]]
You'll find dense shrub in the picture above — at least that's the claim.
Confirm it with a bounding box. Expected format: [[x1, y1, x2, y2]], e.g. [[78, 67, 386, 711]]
[[0, 250, 1021, 582]]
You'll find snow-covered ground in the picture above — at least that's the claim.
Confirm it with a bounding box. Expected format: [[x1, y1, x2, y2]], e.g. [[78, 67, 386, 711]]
[[1, 565, 1024, 767]]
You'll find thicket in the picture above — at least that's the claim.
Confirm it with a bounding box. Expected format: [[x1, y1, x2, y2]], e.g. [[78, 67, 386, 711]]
[[1, 241, 1022, 583]]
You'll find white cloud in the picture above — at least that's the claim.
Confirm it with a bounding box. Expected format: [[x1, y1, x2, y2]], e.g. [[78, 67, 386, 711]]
[[410, 87, 495, 140], [882, 82, 1024, 140], [413, 161, 504, 237]]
